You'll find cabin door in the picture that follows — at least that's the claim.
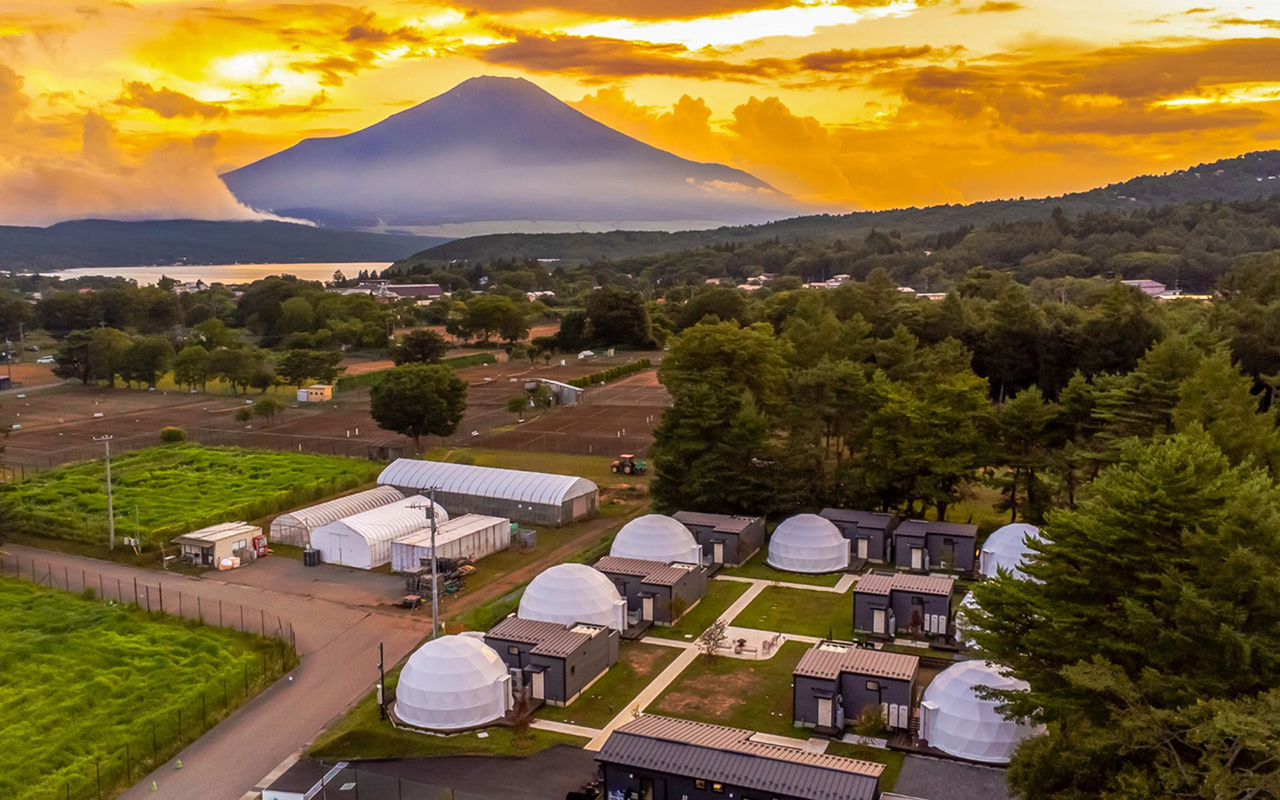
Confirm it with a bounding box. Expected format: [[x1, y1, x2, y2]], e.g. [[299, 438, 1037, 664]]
[[873, 608, 887, 635], [856, 538, 869, 560], [641, 596, 655, 621], [817, 697, 834, 728], [713, 541, 725, 564], [910, 547, 924, 570], [531, 671, 545, 701]]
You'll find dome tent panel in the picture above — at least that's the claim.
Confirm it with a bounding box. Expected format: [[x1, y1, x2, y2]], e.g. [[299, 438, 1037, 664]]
[[920, 660, 1042, 764], [767, 514, 849, 574], [393, 635, 512, 731], [519, 563, 626, 631], [610, 514, 702, 564], [980, 523, 1044, 579]]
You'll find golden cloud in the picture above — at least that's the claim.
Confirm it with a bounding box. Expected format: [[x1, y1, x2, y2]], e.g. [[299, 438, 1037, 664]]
[[117, 81, 227, 119]]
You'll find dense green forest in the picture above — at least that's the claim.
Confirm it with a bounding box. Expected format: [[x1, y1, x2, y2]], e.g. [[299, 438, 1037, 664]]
[[397, 149, 1280, 264]]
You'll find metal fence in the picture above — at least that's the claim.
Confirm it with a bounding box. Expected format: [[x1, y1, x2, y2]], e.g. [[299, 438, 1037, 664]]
[[0, 553, 300, 800], [305, 763, 509, 800]]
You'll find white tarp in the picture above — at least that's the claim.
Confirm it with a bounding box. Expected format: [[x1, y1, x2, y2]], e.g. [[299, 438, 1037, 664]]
[[610, 514, 702, 564], [767, 514, 850, 574], [394, 635, 511, 731], [310, 495, 446, 570], [920, 660, 1042, 764], [519, 563, 626, 631]]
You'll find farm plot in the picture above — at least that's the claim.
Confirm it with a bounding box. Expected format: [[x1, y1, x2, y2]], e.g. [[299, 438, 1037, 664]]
[[0, 578, 283, 800], [0, 445, 381, 546]]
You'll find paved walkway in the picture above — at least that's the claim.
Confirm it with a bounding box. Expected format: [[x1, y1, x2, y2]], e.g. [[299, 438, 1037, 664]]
[[585, 646, 701, 751], [715, 574, 855, 594], [530, 719, 602, 738]]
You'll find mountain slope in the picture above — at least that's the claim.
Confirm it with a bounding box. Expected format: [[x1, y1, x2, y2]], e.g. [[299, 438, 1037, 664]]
[[395, 150, 1280, 264], [221, 76, 803, 233], [0, 220, 448, 271]]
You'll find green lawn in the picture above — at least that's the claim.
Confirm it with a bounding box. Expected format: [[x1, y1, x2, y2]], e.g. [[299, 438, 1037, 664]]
[[734, 585, 853, 641], [541, 642, 682, 729], [824, 742, 906, 791], [0, 578, 286, 800], [649, 640, 810, 739], [718, 550, 845, 587], [0, 445, 381, 547], [648, 579, 751, 641], [310, 672, 586, 759]]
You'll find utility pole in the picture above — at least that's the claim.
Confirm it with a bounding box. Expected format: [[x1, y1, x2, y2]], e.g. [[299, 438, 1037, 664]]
[[377, 641, 386, 720], [95, 435, 115, 550], [430, 487, 439, 639]]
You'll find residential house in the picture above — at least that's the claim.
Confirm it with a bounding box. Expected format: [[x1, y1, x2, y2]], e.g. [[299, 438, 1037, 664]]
[[594, 556, 707, 626], [483, 616, 618, 706], [892, 520, 977, 573], [671, 511, 765, 567], [853, 572, 955, 639], [793, 641, 920, 733], [820, 509, 899, 563]]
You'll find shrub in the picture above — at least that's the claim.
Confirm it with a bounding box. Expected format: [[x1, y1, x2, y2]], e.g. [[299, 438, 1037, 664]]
[[159, 426, 185, 443]]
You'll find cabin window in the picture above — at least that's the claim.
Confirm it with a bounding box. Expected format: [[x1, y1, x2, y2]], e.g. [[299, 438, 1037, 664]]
[[508, 646, 519, 656], [865, 680, 880, 691], [712, 783, 724, 793], [695, 780, 706, 790]]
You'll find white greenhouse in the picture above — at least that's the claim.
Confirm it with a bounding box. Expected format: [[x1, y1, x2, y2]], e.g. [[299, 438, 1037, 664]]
[[390, 514, 511, 573], [519, 563, 626, 631], [609, 514, 702, 564], [269, 486, 405, 547], [919, 660, 1042, 764], [393, 635, 512, 731], [980, 523, 1044, 580], [766, 514, 850, 574], [310, 495, 447, 570], [378, 459, 598, 526]]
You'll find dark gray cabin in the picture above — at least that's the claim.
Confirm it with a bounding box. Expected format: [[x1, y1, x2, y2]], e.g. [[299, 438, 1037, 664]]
[[854, 572, 955, 639], [892, 520, 977, 572], [671, 511, 765, 567], [793, 641, 919, 733], [594, 556, 707, 626], [484, 616, 618, 706], [820, 509, 900, 563]]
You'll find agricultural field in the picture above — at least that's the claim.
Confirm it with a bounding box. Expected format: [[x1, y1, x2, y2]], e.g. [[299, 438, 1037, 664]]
[[0, 445, 381, 547], [0, 578, 284, 800]]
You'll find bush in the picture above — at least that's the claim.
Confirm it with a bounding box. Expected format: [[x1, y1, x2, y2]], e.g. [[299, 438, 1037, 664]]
[[159, 426, 185, 443], [335, 352, 496, 391], [567, 358, 652, 389]]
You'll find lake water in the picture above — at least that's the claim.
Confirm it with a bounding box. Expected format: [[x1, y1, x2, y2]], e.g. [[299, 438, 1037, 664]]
[[46, 262, 392, 286]]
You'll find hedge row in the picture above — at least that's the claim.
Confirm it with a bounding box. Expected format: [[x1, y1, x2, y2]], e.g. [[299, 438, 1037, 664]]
[[335, 352, 497, 391], [567, 358, 652, 389]]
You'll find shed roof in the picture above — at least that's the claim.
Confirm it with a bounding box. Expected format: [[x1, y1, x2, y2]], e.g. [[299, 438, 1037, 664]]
[[856, 572, 955, 597], [599, 716, 882, 800], [485, 616, 600, 658], [593, 556, 696, 586], [173, 521, 259, 544], [794, 641, 919, 681], [819, 509, 898, 532], [393, 514, 509, 548], [378, 459, 597, 506], [273, 486, 404, 531], [894, 520, 977, 540], [671, 511, 760, 534]]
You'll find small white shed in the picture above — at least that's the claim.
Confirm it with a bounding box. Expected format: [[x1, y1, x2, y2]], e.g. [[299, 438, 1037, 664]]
[[390, 514, 511, 573]]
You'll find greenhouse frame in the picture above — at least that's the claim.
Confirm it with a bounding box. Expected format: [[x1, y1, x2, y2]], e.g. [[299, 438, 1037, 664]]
[[269, 486, 405, 547], [377, 459, 599, 526], [310, 494, 447, 570]]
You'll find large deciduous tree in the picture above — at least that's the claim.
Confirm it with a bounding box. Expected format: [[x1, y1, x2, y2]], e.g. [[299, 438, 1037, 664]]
[[369, 364, 467, 448], [393, 329, 450, 365]]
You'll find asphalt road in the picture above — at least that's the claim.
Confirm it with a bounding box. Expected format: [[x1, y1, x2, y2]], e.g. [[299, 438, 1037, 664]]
[[4, 545, 427, 800]]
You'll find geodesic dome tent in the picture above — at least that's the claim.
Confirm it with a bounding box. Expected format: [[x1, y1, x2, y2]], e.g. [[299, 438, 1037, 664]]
[[954, 592, 982, 649], [920, 660, 1042, 764], [270, 486, 405, 547], [766, 514, 850, 574], [519, 563, 626, 631], [309, 495, 447, 570], [610, 514, 702, 564], [393, 635, 512, 731], [980, 523, 1044, 580]]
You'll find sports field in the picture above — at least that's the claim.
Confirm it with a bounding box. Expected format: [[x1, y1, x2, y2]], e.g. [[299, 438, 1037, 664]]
[[0, 445, 381, 546], [0, 578, 283, 800]]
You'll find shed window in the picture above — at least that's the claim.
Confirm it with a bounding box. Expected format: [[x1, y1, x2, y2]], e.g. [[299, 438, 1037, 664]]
[[234, 540, 246, 551]]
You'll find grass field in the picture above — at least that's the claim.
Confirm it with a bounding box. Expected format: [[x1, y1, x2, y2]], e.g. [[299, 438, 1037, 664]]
[[824, 742, 906, 791], [648, 579, 751, 641], [540, 642, 682, 729], [422, 447, 650, 490], [718, 550, 845, 587], [649, 640, 809, 739], [0, 578, 284, 800], [0, 445, 382, 547], [734, 585, 854, 640]]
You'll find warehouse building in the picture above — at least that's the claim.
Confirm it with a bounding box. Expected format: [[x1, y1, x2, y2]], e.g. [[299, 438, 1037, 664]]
[[518, 563, 627, 631], [980, 523, 1043, 579], [610, 514, 702, 564], [172, 521, 262, 568], [793, 641, 920, 734], [390, 514, 510, 573], [378, 459, 598, 526], [919, 660, 1042, 764], [593, 556, 707, 626], [672, 511, 765, 567], [597, 715, 884, 800], [484, 616, 619, 706], [820, 509, 899, 563], [269, 486, 405, 547], [767, 514, 850, 574], [892, 520, 977, 573], [392, 635, 513, 731], [310, 495, 446, 570], [854, 572, 955, 639]]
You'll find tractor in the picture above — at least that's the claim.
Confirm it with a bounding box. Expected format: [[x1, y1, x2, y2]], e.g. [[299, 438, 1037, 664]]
[[611, 454, 647, 475]]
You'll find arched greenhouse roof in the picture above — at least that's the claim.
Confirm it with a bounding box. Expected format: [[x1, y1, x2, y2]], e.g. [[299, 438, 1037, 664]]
[[378, 459, 598, 506]]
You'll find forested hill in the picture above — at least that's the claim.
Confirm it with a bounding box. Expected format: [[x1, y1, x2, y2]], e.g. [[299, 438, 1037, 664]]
[[400, 149, 1280, 265], [0, 220, 449, 271]]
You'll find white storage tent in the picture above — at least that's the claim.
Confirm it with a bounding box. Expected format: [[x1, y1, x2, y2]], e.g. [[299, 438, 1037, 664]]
[[393, 635, 512, 731], [519, 563, 626, 631], [378, 459, 598, 526], [310, 495, 447, 569], [919, 660, 1042, 764], [766, 514, 850, 574], [390, 514, 511, 573], [980, 523, 1044, 580], [270, 486, 405, 547], [610, 514, 702, 564]]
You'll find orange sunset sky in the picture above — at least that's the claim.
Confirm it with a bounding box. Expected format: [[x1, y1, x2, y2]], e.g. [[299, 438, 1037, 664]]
[[1, 0, 1279, 225]]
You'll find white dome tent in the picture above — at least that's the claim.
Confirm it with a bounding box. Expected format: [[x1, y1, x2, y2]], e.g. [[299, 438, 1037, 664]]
[[920, 660, 1042, 763], [980, 523, 1044, 580], [519, 563, 626, 631], [393, 635, 512, 731], [610, 514, 702, 564], [954, 592, 982, 649], [766, 514, 850, 574], [310, 495, 447, 570]]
